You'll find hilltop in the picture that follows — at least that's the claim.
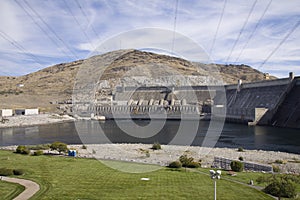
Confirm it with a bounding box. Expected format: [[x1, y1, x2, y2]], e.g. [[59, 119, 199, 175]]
[[0, 49, 275, 112]]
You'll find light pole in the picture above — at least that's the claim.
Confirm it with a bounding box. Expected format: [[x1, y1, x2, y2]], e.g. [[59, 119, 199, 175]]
[[210, 170, 221, 200]]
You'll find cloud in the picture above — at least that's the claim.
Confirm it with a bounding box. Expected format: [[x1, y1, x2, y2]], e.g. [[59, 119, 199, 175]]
[[0, 0, 299, 78]]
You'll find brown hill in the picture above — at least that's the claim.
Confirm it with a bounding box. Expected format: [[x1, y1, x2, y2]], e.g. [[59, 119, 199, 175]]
[[0, 49, 275, 112]]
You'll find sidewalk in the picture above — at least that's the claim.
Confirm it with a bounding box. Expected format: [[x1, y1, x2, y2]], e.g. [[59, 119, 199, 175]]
[[1, 176, 40, 200]]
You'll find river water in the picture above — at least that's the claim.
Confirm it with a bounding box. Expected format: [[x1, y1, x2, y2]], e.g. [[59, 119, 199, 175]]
[[0, 120, 299, 154]]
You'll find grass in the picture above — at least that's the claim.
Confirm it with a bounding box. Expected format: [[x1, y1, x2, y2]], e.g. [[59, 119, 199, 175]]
[[0, 181, 24, 200], [0, 150, 274, 200], [197, 168, 300, 199]]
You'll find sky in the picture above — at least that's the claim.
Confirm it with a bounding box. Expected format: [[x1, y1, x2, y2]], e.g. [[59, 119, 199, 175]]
[[0, 0, 299, 78]]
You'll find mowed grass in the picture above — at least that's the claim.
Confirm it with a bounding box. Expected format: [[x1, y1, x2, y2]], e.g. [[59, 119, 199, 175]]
[[0, 150, 272, 200], [0, 181, 24, 200]]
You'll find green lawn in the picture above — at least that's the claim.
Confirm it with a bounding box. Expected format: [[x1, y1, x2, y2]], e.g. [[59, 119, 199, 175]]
[[0, 180, 24, 200], [0, 150, 273, 200]]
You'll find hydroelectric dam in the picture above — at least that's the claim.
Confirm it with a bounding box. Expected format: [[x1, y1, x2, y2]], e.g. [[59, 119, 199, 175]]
[[73, 72, 300, 129]]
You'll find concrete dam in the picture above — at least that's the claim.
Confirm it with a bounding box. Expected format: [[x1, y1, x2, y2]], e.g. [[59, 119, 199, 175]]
[[78, 73, 300, 129]]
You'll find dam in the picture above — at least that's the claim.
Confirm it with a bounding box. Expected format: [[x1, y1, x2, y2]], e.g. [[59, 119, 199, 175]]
[[74, 73, 300, 129]]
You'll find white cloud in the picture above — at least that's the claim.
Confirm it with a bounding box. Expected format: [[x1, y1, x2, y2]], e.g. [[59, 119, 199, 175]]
[[0, 0, 299, 78]]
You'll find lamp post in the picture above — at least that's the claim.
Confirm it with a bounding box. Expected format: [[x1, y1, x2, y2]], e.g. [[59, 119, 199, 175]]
[[210, 170, 221, 200]]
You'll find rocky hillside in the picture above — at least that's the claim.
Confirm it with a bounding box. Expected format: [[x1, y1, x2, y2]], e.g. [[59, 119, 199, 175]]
[[0, 49, 275, 112]]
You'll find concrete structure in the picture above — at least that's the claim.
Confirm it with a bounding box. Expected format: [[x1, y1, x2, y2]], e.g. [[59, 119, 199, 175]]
[[15, 108, 39, 115], [74, 73, 300, 128], [0, 109, 13, 117]]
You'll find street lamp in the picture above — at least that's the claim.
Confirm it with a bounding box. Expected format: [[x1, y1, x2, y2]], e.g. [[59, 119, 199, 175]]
[[210, 170, 221, 200]]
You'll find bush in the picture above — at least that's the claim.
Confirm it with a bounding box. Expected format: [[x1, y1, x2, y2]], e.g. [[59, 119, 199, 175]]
[[237, 147, 244, 152], [151, 142, 161, 150], [0, 168, 14, 176], [28, 144, 50, 150], [168, 161, 182, 168], [179, 155, 194, 168], [272, 165, 280, 173], [230, 160, 244, 172], [264, 178, 297, 198], [16, 145, 30, 155], [82, 145, 87, 149], [33, 150, 43, 156], [50, 141, 68, 153], [274, 159, 286, 164], [187, 161, 200, 168], [238, 156, 244, 161], [13, 169, 25, 176]]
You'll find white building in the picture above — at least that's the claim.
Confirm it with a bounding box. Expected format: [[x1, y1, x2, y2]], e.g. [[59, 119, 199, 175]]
[[0, 109, 13, 117], [15, 108, 39, 115]]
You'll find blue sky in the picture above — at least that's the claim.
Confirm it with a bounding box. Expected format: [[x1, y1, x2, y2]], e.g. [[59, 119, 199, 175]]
[[0, 0, 299, 78]]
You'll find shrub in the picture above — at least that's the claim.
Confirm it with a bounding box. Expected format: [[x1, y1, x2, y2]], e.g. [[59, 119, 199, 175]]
[[28, 144, 50, 150], [238, 156, 244, 161], [187, 161, 201, 168], [82, 145, 87, 149], [274, 159, 286, 164], [0, 168, 14, 176], [272, 165, 280, 173], [50, 141, 68, 153], [13, 169, 25, 176], [16, 145, 30, 155], [179, 155, 194, 167], [151, 142, 161, 150], [237, 147, 244, 152], [168, 161, 182, 168], [230, 160, 244, 172], [33, 150, 43, 156], [264, 178, 296, 198]]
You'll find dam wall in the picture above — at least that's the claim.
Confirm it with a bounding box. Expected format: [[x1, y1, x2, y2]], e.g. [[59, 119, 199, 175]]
[[271, 78, 300, 128], [86, 74, 300, 128], [224, 83, 289, 123]]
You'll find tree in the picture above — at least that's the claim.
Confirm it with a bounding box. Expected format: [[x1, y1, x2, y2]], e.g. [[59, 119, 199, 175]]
[[179, 155, 194, 168], [50, 141, 68, 154], [16, 145, 30, 155], [257, 175, 298, 199], [230, 160, 244, 172]]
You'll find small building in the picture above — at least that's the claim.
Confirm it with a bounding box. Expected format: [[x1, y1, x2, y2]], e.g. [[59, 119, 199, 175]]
[[0, 109, 13, 117], [68, 150, 76, 157], [15, 108, 39, 115]]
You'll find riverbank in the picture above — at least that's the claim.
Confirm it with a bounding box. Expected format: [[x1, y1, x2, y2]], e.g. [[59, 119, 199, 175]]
[[0, 114, 75, 128], [4, 143, 298, 173]]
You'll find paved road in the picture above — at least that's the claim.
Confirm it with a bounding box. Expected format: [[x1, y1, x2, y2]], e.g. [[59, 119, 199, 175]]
[[1, 176, 40, 200]]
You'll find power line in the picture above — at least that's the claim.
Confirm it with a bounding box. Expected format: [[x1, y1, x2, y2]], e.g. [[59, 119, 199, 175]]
[[226, 0, 258, 63], [235, 0, 273, 63], [74, 0, 100, 39], [258, 20, 300, 70], [0, 30, 44, 66], [14, 0, 74, 60], [62, 0, 95, 50], [171, 0, 179, 53], [22, 0, 79, 60], [209, 0, 227, 59]]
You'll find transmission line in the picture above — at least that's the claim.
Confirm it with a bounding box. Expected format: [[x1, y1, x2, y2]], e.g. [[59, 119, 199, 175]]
[[14, 0, 74, 60], [74, 0, 100, 39], [0, 30, 44, 66], [235, 0, 273, 63], [62, 0, 95, 50], [171, 0, 179, 53], [226, 0, 258, 63], [209, 0, 227, 59], [22, 0, 79, 60], [258, 20, 300, 70]]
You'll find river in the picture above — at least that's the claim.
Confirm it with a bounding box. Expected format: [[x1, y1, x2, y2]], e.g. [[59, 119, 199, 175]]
[[0, 120, 299, 154]]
